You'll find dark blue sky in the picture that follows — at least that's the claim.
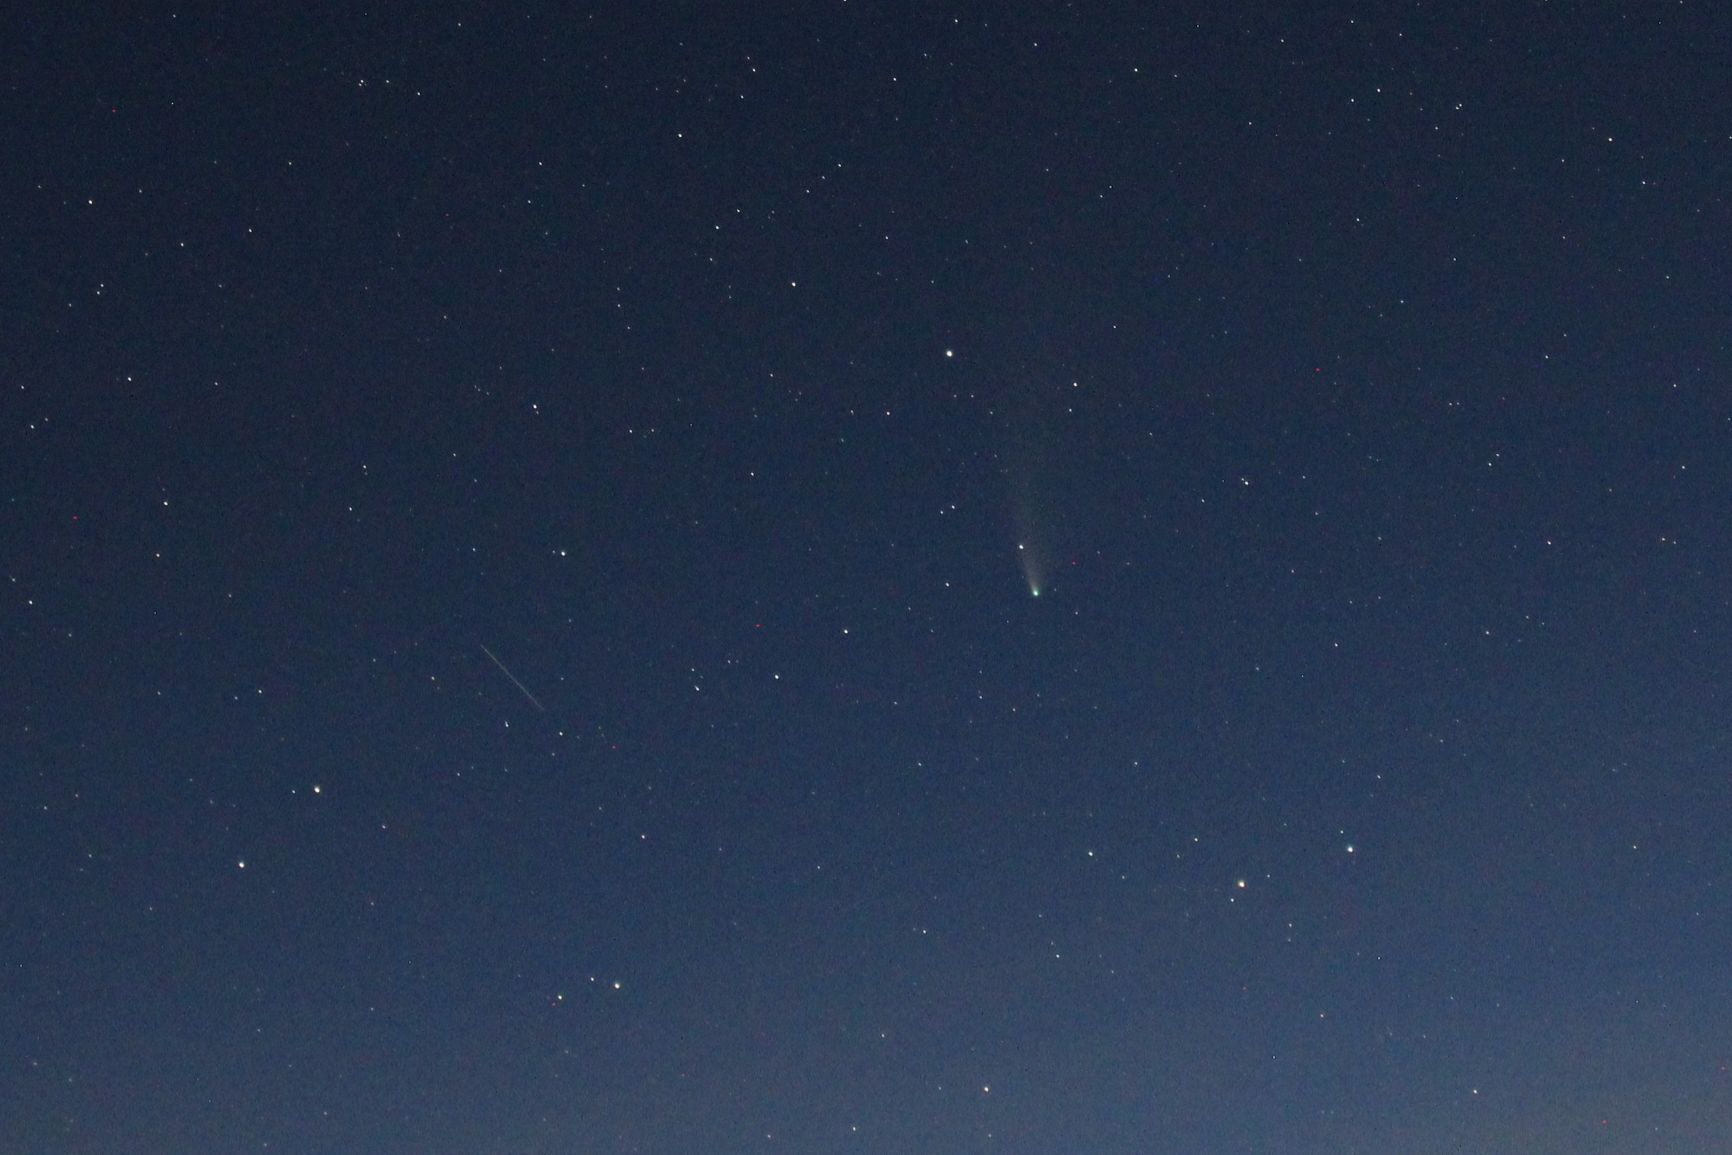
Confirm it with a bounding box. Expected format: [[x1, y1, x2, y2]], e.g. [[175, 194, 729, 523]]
[[6, 3, 1731, 1152]]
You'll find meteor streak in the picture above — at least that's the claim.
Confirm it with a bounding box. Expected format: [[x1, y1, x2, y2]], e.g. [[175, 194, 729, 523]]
[[480, 644, 545, 711]]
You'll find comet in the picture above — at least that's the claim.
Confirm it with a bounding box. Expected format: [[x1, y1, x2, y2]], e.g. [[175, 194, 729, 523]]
[[480, 644, 545, 711], [1018, 542, 1044, 598]]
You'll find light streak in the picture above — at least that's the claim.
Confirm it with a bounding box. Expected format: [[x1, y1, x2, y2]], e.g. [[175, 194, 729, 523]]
[[480, 644, 545, 712]]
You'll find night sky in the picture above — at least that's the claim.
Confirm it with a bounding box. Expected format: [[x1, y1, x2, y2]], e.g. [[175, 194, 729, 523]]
[[6, 4, 1732, 1153]]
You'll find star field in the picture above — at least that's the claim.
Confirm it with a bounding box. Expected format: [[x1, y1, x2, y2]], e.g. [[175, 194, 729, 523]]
[[5, 4, 1732, 1153]]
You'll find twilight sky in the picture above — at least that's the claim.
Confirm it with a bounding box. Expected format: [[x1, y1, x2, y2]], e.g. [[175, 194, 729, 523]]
[[5, 4, 1732, 1153]]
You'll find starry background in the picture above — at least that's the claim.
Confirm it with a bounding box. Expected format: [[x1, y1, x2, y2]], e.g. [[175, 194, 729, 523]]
[[5, 3, 1732, 1153]]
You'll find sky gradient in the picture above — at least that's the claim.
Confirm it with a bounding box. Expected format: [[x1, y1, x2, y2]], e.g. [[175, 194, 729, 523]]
[[6, 3, 1732, 1152]]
